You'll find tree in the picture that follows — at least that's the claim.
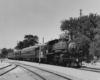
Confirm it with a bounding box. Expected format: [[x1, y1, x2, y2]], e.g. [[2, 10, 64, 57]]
[[24, 35, 38, 44], [74, 34, 91, 62], [15, 34, 39, 50], [59, 30, 69, 41], [60, 13, 100, 41], [15, 41, 24, 50], [7, 48, 14, 53], [74, 34, 90, 51], [1, 48, 8, 57], [89, 31, 100, 59], [24, 34, 39, 46]]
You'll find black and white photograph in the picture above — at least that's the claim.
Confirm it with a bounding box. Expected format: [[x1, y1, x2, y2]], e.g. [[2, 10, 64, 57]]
[[0, 0, 100, 80]]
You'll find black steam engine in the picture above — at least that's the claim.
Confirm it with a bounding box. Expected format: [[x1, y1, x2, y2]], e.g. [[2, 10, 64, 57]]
[[46, 34, 85, 67]]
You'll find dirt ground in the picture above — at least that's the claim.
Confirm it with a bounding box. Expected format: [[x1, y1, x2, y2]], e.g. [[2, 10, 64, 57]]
[[0, 61, 36, 80], [3, 59, 100, 80]]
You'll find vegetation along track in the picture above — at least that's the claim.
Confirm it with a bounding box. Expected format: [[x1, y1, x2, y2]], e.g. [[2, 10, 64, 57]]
[[0, 64, 18, 76], [13, 62, 83, 80]]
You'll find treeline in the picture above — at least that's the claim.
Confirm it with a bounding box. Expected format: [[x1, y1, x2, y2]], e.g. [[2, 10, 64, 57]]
[[15, 34, 39, 50], [0, 48, 13, 58], [60, 13, 100, 60], [0, 34, 39, 58]]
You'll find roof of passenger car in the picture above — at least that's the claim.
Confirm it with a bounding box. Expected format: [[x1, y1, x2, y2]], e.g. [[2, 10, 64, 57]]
[[21, 44, 45, 53], [21, 45, 38, 52], [14, 50, 21, 53]]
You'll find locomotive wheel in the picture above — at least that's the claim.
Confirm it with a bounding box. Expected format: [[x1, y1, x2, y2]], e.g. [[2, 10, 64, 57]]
[[70, 62, 76, 67], [59, 54, 64, 66], [66, 63, 71, 67], [77, 62, 82, 68]]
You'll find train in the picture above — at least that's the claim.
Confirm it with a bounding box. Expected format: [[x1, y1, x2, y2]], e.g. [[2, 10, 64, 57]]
[[8, 35, 85, 67], [8, 45, 46, 63]]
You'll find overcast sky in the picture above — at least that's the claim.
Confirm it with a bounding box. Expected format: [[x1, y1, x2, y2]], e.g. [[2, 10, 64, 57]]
[[0, 0, 100, 49]]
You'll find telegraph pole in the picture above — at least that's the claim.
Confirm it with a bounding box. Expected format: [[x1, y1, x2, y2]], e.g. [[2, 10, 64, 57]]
[[80, 9, 82, 18], [39, 43, 41, 64], [43, 37, 44, 45], [39, 37, 44, 64], [79, 9, 82, 32]]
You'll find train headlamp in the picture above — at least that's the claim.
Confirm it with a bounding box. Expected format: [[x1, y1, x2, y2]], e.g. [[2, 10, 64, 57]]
[[76, 59, 78, 62]]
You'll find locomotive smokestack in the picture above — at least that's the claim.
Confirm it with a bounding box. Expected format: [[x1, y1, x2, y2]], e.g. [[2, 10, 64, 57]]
[[68, 31, 73, 41], [43, 37, 44, 45], [69, 35, 71, 41]]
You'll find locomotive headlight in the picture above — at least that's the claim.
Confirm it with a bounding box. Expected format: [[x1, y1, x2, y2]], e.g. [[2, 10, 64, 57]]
[[68, 42, 78, 54], [76, 59, 78, 62]]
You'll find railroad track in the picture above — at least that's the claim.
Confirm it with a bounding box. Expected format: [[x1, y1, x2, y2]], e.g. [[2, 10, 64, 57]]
[[0, 64, 18, 76], [77, 66, 100, 73], [18, 63, 71, 80], [21, 63, 100, 74], [11, 62, 83, 80], [0, 64, 12, 70], [7, 60, 100, 73], [37, 63, 100, 73]]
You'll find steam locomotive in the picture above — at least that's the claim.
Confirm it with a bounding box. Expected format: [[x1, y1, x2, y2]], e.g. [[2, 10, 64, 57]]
[[45, 38, 85, 67], [8, 34, 85, 67]]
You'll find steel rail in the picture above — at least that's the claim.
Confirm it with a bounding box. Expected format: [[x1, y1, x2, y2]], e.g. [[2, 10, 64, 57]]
[[77, 67, 100, 73], [19, 65, 46, 80], [0, 65, 18, 76], [7, 61, 83, 80], [14, 62, 78, 80], [0, 64, 12, 70]]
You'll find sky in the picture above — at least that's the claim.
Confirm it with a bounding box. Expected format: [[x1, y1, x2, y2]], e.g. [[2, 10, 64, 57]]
[[0, 0, 100, 49]]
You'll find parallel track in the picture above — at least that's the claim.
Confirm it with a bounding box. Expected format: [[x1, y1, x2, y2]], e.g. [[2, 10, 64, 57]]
[[77, 66, 100, 73], [0, 64, 18, 76], [13, 62, 83, 80], [21, 62, 100, 74], [0, 64, 12, 70], [22, 65, 71, 80], [20, 65, 46, 80], [7, 60, 100, 73]]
